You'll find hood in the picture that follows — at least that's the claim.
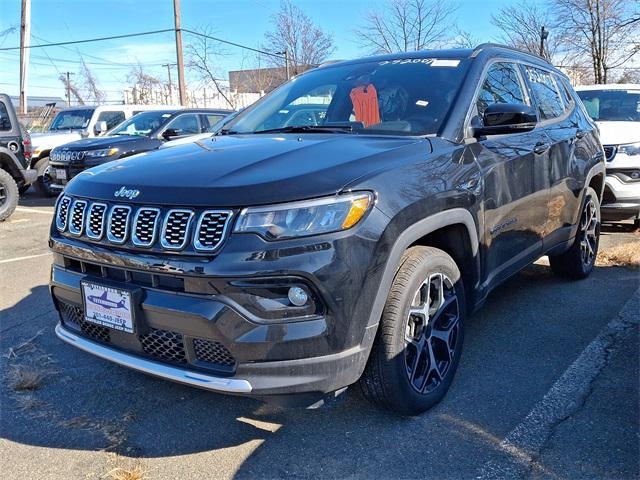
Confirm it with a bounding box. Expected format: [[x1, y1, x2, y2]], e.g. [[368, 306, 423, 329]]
[[595, 121, 640, 146], [65, 134, 429, 207], [57, 135, 147, 150], [31, 131, 83, 150]]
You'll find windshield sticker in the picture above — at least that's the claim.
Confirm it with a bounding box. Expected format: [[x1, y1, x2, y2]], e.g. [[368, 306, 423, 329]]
[[162, 114, 172, 117], [628, 91, 640, 95], [415, 100, 429, 107], [378, 58, 434, 66], [431, 59, 461, 67]]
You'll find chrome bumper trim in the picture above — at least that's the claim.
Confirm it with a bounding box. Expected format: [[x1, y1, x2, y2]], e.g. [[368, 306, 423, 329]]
[[55, 323, 252, 394]]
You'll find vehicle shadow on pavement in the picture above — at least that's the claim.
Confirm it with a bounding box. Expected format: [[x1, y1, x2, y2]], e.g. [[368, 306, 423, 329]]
[[1, 264, 638, 479], [18, 190, 57, 208]]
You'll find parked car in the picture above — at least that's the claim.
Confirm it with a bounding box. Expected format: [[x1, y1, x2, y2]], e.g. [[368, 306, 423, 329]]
[[0, 93, 37, 221], [48, 108, 232, 194], [30, 104, 178, 196], [575, 84, 640, 228], [50, 45, 605, 415], [159, 109, 238, 149]]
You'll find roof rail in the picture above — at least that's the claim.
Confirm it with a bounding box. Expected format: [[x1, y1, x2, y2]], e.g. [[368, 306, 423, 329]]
[[471, 43, 549, 63]]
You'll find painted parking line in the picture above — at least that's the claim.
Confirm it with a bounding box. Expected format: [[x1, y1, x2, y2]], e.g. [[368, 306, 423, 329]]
[[476, 287, 640, 479], [0, 252, 51, 265], [15, 207, 54, 215]]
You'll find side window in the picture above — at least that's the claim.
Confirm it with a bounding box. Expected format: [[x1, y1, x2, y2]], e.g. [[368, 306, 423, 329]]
[[166, 114, 200, 135], [476, 62, 527, 120], [525, 66, 564, 120], [97, 111, 125, 130], [204, 114, 225, 129], [556, 76, 575, 112], [0, 102, 12, 131]]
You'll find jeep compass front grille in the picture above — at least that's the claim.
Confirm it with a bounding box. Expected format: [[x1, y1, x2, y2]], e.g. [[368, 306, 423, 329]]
[[68, 199, 87, 235], [86, 203, 107, 239], [107, 206, 131, 244], [132, 208, 160, 247], [55, 197, 233, 254], [56, 196, 72, 231]]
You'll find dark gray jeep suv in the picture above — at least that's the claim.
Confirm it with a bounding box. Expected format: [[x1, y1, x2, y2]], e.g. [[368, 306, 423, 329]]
[[49, 45, 605, 415]]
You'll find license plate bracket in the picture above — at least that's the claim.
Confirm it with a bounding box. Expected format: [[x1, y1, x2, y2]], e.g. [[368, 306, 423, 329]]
[[81, 279, 144, 335], [55, 168, 67, 180]]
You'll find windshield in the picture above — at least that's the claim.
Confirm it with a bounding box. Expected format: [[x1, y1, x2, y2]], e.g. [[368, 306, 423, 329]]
[[110, 111, 174, 136], [49, 109, 94, 131], [224, 58, 471, 136], [577, 89, 640, 122]]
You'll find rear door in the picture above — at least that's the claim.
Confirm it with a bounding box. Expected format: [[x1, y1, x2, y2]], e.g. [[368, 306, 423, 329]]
[[522, 66, 581, 241], [468, 61, 550, 289]]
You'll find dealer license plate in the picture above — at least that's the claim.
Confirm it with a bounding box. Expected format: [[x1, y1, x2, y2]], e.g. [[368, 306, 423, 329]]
[[81, 281, 135, 334]]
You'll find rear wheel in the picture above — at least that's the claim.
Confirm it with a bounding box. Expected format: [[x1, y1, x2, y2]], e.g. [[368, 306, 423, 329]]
[[360, 246, 465, 415], [34, 158, 56, 197], [549, 187, 600, 279], [0, 168, 19, 221]]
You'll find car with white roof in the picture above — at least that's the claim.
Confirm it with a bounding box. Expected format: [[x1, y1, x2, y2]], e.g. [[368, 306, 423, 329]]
[[576, 84, 640, 228]]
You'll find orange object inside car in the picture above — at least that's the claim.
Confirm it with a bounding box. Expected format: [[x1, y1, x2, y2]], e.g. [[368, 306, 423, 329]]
[[350, 85, 381, 127]]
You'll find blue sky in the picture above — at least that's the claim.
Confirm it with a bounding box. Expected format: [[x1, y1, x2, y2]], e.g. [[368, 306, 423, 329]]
[[0, 0, 522, 101]]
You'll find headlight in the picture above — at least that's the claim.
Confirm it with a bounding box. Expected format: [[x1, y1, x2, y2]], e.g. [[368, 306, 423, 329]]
[[85, 148, 118, 158], [618, 142, 640, 156], [234, 192, 373, 240]]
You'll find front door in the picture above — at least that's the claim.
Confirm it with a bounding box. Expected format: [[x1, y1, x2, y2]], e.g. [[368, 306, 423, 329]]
[[469, 62, 550, 290]]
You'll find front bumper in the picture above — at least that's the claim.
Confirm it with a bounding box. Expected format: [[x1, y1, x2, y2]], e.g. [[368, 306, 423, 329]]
[[602, 173, 640, 221], [21, 168, 37, 185], [49, 208, 388, 397]]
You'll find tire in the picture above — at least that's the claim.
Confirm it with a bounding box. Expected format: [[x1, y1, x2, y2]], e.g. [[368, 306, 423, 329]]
[[34, 158, 56, 197], [0, 168, 19, 221], [360, 246, 466, 415], [549, 187, 600, 279], [634, 218, 640, 231]]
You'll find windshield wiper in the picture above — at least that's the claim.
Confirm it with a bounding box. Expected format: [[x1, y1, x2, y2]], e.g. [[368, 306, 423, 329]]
[[252, 125, 355, 134], [217, 128, 239, 135]]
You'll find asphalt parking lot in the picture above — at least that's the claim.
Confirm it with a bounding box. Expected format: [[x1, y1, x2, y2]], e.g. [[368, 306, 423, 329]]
[[1, 192, 638, 480]]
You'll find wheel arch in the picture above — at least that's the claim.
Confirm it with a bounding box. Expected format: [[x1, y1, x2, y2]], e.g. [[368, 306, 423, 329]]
[[365, 208, 480, 330], [0, 148, 23, 181], [585, 161, 605, 202]]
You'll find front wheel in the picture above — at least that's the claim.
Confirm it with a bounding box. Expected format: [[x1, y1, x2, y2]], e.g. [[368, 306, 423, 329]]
[[34, 158, 56, 197], [360, 246, 465, 415], [0, 169, 19, 221], [549, 187, 600, 279]]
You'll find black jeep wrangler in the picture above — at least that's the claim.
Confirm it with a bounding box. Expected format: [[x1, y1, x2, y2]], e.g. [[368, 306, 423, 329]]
[[50, 45, 605, 415], [0, 93, 37, 220]]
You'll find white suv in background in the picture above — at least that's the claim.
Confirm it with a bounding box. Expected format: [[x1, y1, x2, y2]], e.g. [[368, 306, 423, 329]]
[[576, 84, 640, 228]]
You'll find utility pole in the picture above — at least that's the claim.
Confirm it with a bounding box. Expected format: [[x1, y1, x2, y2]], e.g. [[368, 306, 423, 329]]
[[276, 50, 290, 80], [19, 0, 31, 115], [539, 26, 549, 58], [65, 72, 74, 106], [162, 62, 176, 104], [173, 0, 186, 106]]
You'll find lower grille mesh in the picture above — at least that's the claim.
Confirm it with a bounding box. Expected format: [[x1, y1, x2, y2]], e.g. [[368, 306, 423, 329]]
[[59, 301, 111, 343], [193, 338, 236, 366], [139, 328, 187, 363]]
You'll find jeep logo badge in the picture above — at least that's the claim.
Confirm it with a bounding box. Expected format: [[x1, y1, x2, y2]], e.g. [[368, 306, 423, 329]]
[[114, 186, 140, 200]]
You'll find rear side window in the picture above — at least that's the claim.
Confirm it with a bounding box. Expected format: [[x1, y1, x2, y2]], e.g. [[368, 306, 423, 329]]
[[204, 114, 225, 129], [525, 66, 564, 120], [97, 111, 125, 130], [476, 62, 527, 119], [0, 102, 12, 131], [166, 114, 201, 135]]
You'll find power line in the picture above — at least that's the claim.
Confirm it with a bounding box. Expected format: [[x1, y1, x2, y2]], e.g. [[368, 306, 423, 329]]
[[0, 28, 174, 51], [182, 28, 286, 60]]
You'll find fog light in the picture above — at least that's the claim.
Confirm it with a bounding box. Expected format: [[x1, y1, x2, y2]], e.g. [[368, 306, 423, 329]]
[[288, 287, 308, 306]]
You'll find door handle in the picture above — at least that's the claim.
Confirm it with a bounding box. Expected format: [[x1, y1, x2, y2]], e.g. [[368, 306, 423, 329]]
[[575, 130, 586, 139], [534, 142, 550, 154]]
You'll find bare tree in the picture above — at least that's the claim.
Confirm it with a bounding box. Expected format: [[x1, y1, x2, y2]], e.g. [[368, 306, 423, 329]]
[[263, 0, 335, 74], [79, 58, 106, 104], [553, 0, 640, 83], [450, 28, 480, 49], [127, 65, 163, 104], [354, 0, 458, 54], [186, 27, 236, 109], [491, 1, 560, 59], [58, 74, 84, 105]]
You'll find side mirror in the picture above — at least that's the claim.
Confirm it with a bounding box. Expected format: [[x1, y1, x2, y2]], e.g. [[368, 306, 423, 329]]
[[94, 121, 108, 135], [162, 128, 181, 140], [473, 103, 537, 137]]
